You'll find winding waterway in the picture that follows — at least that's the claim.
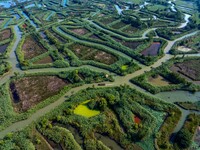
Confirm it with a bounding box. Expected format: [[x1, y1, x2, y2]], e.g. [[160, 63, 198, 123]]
[[178, 13, 191, 28], [0, 2, 199, 146], [21, 11, 38, 28]]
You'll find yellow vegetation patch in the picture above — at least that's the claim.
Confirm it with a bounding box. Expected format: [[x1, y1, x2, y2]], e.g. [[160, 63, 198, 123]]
[[74, 100, 100, 118], [121, 65, 128, 71]]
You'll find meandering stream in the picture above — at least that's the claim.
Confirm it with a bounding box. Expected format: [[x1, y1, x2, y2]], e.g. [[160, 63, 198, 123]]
[[0, 2, 199, 145]]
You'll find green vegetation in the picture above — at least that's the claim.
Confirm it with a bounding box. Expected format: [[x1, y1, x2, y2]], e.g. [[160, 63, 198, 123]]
[[175, 101, 200, 111], [174, 114, 200, 149], [0, 60, 11, 75], [0, 86, 182, 149], [0, 68, 113, 130], [0, 0, 199, 149], [130, 62, 198, 94], [170, 32, 200, 54]]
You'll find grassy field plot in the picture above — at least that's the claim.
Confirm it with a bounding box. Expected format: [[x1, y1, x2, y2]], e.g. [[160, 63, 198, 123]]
[[110, 21, 127, 29], [70, 28, 89, 35], [148, 75, 173, 86], [22, 35, 47, 60], [33, 56, 54, 64], [0, 28, 11, 40], [99, 17, 118, 25], [10, 76, 69, 112], [121, 25, 139, 34], [68, 43, 118, 65]]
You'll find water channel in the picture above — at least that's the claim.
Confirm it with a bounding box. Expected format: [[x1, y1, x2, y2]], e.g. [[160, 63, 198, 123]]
[[0, 1, 199, 146]]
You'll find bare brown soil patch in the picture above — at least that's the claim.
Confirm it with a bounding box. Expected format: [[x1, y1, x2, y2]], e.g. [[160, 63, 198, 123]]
[[33, 56, 53, 64], [112, 37, 142, 50], [22, 35, 47, 60], [148, 75, 173, 86], [122, 25, 139, 34], [71, 28, 89, 35], [171, 59, 200, 81], [10, 76, 69, 112], [177, 46, 192, 52], [94, 51, 117, 65], [89, 34, 104, 41], [0, 28, 11, 40], [69, 44, 117, 65]]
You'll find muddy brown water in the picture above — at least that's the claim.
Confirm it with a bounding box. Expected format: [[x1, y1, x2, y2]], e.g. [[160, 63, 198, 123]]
[[95, 133, 124, 150], [45, 138, 63, 150]]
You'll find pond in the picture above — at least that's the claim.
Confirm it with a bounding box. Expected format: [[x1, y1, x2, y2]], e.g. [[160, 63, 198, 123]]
[[155, 91, 200, 103]]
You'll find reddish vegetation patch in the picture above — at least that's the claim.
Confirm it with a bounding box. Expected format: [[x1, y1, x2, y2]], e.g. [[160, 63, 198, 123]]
[[71, 28, 89, 35], [22, 35, 47, 60], [141, 42, 161, 56], [22, 24, 27, 28], [134, 116, 141, 124], [0, 29, 11, 40], [10, 76, 69, 112], [33, 56, 54, 64]]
